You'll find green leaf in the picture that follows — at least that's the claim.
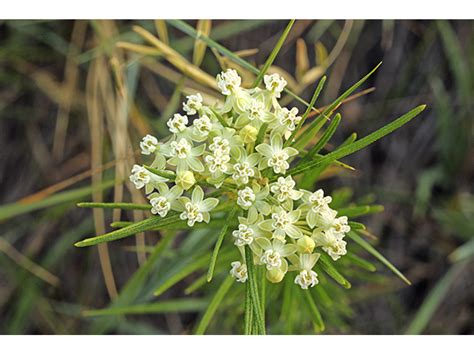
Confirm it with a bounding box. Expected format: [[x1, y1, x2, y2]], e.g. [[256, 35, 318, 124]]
[[77, 202, 150, 210], [285, 105, 426, 178], [195, 276, 234, 335], [245, 246, 266, 334], [317, 254, 351, 289], [252, 20, 295, 87], [338, 205, 384, 218], [348, 231, 411, 285], [0, 180, 115, 221], [244, 277, 253, 335], [302, 113, 341, 161], [286, 76, 327, 147], [348, 221, 366, 230], [207, 205, 238, 282], [405, 259, 469, 334], [166, 19, 316, 110], [345, 252, 376, 272], [450, 239, 474, 263], [295, 62, 382, 149], [302, 290, 325, 332], [83, 298, 207, 317]]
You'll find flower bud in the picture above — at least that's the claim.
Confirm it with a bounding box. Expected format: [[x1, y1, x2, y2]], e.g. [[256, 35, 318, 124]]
[[297, 236, 316, 254], [239, 125, 258, 144], [175, 170, 196, 190], [266, 268, 285, 283]]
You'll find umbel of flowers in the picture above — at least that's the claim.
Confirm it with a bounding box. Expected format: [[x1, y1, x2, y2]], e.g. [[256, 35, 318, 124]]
[[130, 69, 350, 290]]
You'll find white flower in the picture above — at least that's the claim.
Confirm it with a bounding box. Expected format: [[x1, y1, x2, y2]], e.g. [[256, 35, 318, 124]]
[[129, 164, 167, 190], [256, 133, 298, 174], [237, 186, 256, 209], [331, 215, 351, 236], [232, 223, 255, 246], [205, 150, 231, 174], [277, 107, 301, 131], [216, 69, 241, 96], [264, 73, 287, 98], [232, 161, 255, 184], [255, 238, 296, 270], [308, 189, 332, 213], [177, 185, 219, 227], [313, 229, 347, 261], [183, 93, 203, 115], [230, 261, 247, 283], [140, 134, 159, 155], [270, 176, 303, 203], [167, 113, 188, 134], [192, 114, 213, 138], [148, 184, 183, 217], [246, 98, 265, 121], [209, 136, 231, 155], [294, 269, 319, 289], [168, 138, 205, 173], [308, 205, 338, 229], [259, 206, 303, 240]]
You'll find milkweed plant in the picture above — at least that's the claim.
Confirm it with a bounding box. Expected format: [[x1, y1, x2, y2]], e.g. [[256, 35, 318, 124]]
[[75, 21, 426, 335]]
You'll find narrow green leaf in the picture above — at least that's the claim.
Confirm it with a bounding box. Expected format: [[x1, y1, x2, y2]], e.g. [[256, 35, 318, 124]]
[[195, 276, 234, 335], [255, 123, 269, 146], [77, 202, 150, 210], [345, 252, 377, 272], [285, 105, 427, 178], [244, 278, 253, 335], [253, 20, 295, 87], [405, 259, 469, 334], [450, 239, 474, 263], [302, 290, 325, 332], [295, 62, 382, 149], [317, 254, 351, 289], [348, 231, 411, 285], [144, 165, 176, 180], [0, 180, 115, 221], [338, 205, 384, 218], [286, 76, 326, 147], [185, 274, 208, 295], [245, 246, 266, 334], [83, 298, 207, 317], [302, 113, 341, 161], [207, 205, 238, 282], [348, 221, 366, 230]]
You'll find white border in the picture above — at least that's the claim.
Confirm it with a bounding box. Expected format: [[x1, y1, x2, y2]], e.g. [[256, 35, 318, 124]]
[[1, 335, 473, 354], [1, 0, 474, 19]]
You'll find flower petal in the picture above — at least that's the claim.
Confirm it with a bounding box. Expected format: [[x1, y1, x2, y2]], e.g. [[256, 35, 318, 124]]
[[191, 185, 204, 203], [200, 198, 219, 212]]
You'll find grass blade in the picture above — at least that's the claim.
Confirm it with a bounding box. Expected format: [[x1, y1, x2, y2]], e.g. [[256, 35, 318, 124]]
[[83, 298, 208, 317], [245, 246, 266, 334], [207, 205, 238, 282], [348, 231, 411, 285], [195, 276, 234, 335], [302, 112, 341, 161], [252, 20, 295, 87], [317, 254, 351, 289], [77, 202, 151, 210]]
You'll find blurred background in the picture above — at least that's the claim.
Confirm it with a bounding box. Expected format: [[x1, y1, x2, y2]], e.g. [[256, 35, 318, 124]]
[[0, 20, 472, 335]]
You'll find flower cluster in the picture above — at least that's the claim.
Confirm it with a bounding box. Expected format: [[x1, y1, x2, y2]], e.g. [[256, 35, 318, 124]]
[[130, 69, 351, 290]]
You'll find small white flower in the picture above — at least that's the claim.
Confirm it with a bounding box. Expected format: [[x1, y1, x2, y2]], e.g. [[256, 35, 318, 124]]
[[183, 93, 203, 115], [331, 216, 351, 236], [313, 229, 347, 261], [232, 161, 255, 184], [129, 165, 151, 189], [259, 207, 303, 240], [247, 98, 265, 121], [192, 114, 212, 138], [261, 249, 282, 270], [270, 176, 304, 203], [237, 186, 256, 209], [209, 136, 231, 155], [308, 189, 332, 213], [294, 269, 319, 289], [205, 150, 231, 174], [216, 69, 241, 96], [148, 184, 183, 217], [140, 134, 159, 155], [277, 107, 301, 131], [177, 185, 219, 227], [256, 133, 298, 175], [232, 223, 255, 246], [170, 138, 192, 159], [230, 261, 248, 283], [167, 113, 188, 134], [264, 73, 287, 98]]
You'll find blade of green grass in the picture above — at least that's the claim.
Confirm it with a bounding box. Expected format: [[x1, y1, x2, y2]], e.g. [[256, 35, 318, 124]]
[[302, 112, 341, 161], [302, 289, 325, 332], [77, 202, 150, 210], [195, 276, 234, 335], [252, 20, 295, 87], [83, 298, 208, 317], [317, 254, 351, 289], [245, 245, 265, 334], [348, 231, 411, 285]]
